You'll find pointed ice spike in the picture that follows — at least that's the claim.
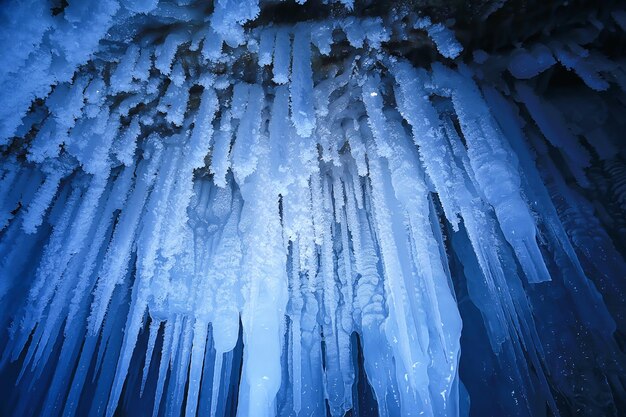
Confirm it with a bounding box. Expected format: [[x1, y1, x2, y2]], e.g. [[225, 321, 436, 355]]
[[89, 140, 163, 335], [184, 319, 209, 417], [432, 64, 552, 283], [22, 163, 71, 234], [141, 319, 161, 396]]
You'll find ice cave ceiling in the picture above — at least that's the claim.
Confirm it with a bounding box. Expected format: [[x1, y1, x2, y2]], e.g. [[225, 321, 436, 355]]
[[0, 0, 625, 417]]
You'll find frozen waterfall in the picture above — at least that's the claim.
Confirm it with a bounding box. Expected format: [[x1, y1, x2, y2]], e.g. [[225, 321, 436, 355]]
[[0, 1, 625, 416]]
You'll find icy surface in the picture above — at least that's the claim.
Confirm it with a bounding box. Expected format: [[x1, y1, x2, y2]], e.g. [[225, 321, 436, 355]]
[[0, 1, 625, 417]]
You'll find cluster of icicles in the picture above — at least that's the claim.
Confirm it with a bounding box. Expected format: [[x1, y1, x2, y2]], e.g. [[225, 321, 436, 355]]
[[1, 1, 626, 417]]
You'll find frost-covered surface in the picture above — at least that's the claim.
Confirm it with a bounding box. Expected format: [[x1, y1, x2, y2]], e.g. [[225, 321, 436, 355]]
[[0, 1, 626, 417]]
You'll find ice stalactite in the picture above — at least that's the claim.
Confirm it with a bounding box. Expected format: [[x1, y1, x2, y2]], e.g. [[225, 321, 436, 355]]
[[1, 1, 626, 417]]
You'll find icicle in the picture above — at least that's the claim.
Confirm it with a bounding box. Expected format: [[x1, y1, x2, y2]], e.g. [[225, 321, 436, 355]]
[[237, 122, 288, 417], [311, 21, 334, 55], [22, 161, 72, 234], [426, 23, 463, 59], [290, 24, 315, 137], [483, 85, 616, 334], [272, 27, 291, 84], [114, 118, 141, 166], [361, 120, 430, 408], [152, 318, 177, 417], [268, 85, 292, 192], [65, 167, 134, 332], [341, 17, 366, 48], [515, 81, 592, 187], [134, 50, 153, 84], [136, 146, 182, 289], [432, 64, 551, 284], [201, 27, 223, 62], [89, 140, 163, 335], [189, 87, 219, 169], [288, 241, 304, 414], [110, 45, 140, 94], [140, 319, 161, 396], [210, 110, 233, 187], [104, 278, 150, 417], [157, 80, 189, 127], [258, 27, 276, 67], [361, 73, 393, 158], [155, 32, 188, 76], [390, 61, 462, 229], [210, 352, 224, 417], [231, 84, 265, 181], [184, 319, 209, 417]]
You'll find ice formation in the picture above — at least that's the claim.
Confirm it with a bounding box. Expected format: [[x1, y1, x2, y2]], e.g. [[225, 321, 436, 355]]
[[0, 1, 625, 416]]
